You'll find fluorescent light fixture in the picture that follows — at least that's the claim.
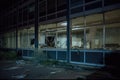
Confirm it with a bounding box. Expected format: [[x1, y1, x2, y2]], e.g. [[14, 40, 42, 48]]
[[57, 30, 66, 32], [72, 27, 83, 30], [73, 26, 80, 28], [60, 22, 67, 26]]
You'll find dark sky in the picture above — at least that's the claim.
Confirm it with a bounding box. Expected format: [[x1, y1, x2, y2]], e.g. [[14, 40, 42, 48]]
[[0, 0, 13, 12]]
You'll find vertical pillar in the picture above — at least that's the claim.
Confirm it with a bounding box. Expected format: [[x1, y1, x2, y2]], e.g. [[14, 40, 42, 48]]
[[83, 0, 86, 63], [102, 0, 106, 65], [16, 2, 19, 53], [16, 23, 18, 52], [35, 0, 39, 48], [66, 0, 71, 63], [102, 0, 105, 49]]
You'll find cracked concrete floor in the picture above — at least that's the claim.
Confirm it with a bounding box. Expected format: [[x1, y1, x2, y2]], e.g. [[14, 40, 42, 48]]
[[0, 60, 119, 79], [0, 60, 95, 79]]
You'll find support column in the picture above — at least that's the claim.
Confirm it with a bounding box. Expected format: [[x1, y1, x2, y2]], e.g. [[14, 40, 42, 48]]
[[83, 0, 86, 63], [35, 0, 39, 48], [16, 23, 18, 52], [102, 0, 106, 65], [66, 0, 71, 63], [16, 2, 19, 53]]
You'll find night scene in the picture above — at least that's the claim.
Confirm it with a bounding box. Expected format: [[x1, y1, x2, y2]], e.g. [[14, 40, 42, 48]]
[[0, 0, 120, 79]]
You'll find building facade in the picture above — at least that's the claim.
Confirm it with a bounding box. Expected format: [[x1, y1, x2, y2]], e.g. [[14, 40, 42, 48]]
[[0, 0, 120, 66]]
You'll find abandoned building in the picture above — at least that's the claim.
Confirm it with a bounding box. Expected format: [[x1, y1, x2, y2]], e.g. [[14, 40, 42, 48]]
[[0, 0, 120, 66]]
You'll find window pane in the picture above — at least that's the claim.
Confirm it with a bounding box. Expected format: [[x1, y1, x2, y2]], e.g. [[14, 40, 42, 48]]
[[18, 27, 35, 49], [57, 0, 66, 11], [105, 23, 120, 50], [56, 22, 67, 49], [39, 1, 46, 16], [86, 13, 103, 26], [105, 9, 120, 24], [71, 6, 83, 14], [85, 0, 95, 3], [47, 0, 56, 14], [85, 1, 102, 10], [104, 0, 120, 6], [39, 23, 58, 48], [71, 0, 83, 7], [72, 17, 84, 49], [3, 32, 16, 48], [86, 27, 103, 49]]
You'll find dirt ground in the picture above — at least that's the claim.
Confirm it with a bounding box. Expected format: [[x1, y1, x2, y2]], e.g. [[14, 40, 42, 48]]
[[0, 60, 119, 79]]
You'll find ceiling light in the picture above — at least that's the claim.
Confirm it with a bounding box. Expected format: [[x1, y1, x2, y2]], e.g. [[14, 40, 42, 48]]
[[60, 22, 67, 26]]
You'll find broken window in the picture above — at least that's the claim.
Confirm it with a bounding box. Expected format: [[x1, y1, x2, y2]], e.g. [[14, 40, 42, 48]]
[[31, 38, 35, 45], [45, 36, 55, 47]]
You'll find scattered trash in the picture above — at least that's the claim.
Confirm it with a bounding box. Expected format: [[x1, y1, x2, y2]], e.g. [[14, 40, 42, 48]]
[[36, 64, 44, 68], [12, 74, 26, 79], [16, 60, 25, 65], [53, 65, 56, 67], [4, 66, 21, 70], [56, 70, 62, 73], [76, 76, 86, 80], [50, 72, 56, 74], [12, 69, 30, 79], [50, 70, 62, 74], [23, 69, 30, 75]]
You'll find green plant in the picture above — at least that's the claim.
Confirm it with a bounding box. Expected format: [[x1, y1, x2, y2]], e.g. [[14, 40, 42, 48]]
[[32, 49, 60, 66], [33, 49, 47, 64], [0, 51, 17, 60], [42, 60, 59, 66]]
